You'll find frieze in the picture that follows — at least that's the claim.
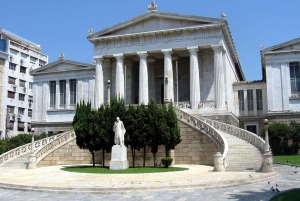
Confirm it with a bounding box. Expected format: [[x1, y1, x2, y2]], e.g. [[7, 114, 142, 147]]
[[94, 27, 222, 51]]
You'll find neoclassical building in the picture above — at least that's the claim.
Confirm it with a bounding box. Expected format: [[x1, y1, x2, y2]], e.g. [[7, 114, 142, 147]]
[[31, 4, 300, 135]]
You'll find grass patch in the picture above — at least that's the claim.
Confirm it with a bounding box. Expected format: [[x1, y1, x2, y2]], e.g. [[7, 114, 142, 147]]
[[270, 188, 300, 201], [273, 155, 300, 166], [61, 166, 188, 174]]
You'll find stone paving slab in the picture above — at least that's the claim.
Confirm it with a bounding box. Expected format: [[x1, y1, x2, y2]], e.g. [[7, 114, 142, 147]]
[[0, 164, 277, 193]]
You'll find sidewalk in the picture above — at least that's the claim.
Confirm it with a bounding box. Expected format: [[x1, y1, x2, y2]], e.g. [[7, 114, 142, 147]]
[[0, 165, 277, 192]]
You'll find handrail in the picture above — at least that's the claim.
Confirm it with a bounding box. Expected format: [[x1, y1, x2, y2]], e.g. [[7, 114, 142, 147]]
[[0, 131, 73, 166], [196, 116, 265, 153], [174, 108, 228, 167], [35, 130, 76, 164]]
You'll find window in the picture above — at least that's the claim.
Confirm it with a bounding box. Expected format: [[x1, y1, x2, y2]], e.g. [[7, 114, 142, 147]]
[[18, 122, 24, 131], [247, 90, 253, 111], [59, 80, 66, 105], [290, 62, 300, 91], [238, 90, 244, 111], [8, 77, 16, 85], [7, 91, 15, 99], [19, 80, 26, 87], [246, 125, 257, 134], [19, 94, 25, 101], [18, 108, 25, 115], [7, 106, 14, 114], [28, 109, 32, 117], [28, 95, 33, 103], [20, 66, 26, 74], [9, 62, 16, 70], [70, 79, 77, 105], [39, 60, 46, 67], [256, 89, 263, 110], [29, 82, 33, 89], [30, 56, 37, 64], [49, 81, 56, 106]]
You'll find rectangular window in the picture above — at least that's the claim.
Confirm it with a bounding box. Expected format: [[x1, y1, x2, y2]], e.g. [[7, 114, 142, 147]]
[[59, 80, 66, 105], [7, 106, 14, 114], [290, 62, 300, 91], [29, 82, 33, 89], [28, 109, 32, 117], [19, 94, 25, 101], [28, 95, 33, 103], [256, 89, 263, 110], [18, 108, 25, 115], [7, 91, 15, 99], [18, 122, 24, 132], [70, 79, 77, 105], [50, 81, 56, 106], [9, 62, 16, 70], [8, 77, 16, 85], [20, 66, 26, 74], [19, 80, 26, 87], [247, 90, 253, 111], [30, 56, 37, 64], [238, 90, 244, 111]]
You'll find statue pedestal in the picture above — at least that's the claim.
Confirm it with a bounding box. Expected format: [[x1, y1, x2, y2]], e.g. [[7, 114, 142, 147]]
[[109, 145, 129, 170]]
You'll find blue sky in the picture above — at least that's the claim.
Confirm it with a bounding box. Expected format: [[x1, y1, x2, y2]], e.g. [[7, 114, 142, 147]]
[[1, 0, 300, 81]]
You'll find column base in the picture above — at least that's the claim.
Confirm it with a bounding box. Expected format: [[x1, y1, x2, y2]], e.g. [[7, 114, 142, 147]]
[[262, 151, 274, 173], [27, 153, 37, 169]]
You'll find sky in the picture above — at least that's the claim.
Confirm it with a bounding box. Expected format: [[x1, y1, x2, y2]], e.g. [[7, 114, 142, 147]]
[[1, 0, 300, 81]]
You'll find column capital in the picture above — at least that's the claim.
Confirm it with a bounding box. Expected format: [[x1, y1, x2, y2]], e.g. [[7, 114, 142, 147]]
[[113, 53, 124, 59], [93, 56, 104, 62], [137, 51, 148, 57], [187, 46, 199, 53], [211, 45, 225, 52], [172, 54, 180, 61], [162, 49, 173, 54], [147, 56, 156, 63]]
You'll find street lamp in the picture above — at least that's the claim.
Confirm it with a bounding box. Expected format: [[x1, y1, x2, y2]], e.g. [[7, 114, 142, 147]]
[[164, 76, 169, 104], [107, 80, 111, 106], [27, 127, 37, 169], [262, 119, 274, 173]]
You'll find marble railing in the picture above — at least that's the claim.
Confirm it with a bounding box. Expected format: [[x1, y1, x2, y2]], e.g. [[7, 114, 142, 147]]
[[197, 116, 265, 153], [35, 130, 75, 164], [174, 108, 228, 168], [0, 131, 74, 166]]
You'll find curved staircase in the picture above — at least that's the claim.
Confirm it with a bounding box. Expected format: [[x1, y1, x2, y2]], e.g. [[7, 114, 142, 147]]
[[0, 109, 265, 172]]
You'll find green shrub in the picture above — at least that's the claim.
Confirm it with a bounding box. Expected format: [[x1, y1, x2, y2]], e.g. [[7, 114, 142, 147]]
[[0, 139, 8, 155], [161, 157, 173, 168]]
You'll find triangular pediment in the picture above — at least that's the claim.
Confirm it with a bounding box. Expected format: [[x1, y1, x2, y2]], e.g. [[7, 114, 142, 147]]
[[31, 60, 95, 75], [262, 37, 300, 53], [89, 11, 223, 39]]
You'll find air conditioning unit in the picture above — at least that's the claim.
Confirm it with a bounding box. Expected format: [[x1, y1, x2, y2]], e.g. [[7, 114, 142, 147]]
[[18, 114, 22, 118], [10, 114, 15, 121], [20, 59, 23, 65]]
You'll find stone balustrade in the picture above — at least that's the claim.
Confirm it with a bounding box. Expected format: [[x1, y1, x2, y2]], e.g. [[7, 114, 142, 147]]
[[197, 116, 265, 153], [174, 108, 228, 169], [0, 131, 74, 166]]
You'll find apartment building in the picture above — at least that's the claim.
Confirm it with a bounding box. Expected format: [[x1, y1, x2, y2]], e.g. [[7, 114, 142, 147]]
[[0, 26, 48, 138]]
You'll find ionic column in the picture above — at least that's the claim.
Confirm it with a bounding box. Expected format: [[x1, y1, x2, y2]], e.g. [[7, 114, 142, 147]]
[[66, 79, 70, 109], [253, 89, 257, 116], [162, 49, 174, 102], [94, 57, 104, 108], [55, 80, 59, 110], [188, 47, 200, 109], [114, 54, 125, 99], [213, 46, 226, 109], [138, 51, 149, 105], [148, 56, 156, 102]]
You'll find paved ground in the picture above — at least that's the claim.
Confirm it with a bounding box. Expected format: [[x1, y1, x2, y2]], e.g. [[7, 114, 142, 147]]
[[0, 164, 298, 200]]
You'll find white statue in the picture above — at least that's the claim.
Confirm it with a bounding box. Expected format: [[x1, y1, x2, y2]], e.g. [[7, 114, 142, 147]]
[[113, 117, 126, 146]]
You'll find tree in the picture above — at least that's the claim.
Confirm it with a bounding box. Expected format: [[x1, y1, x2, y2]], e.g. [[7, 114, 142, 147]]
[[147, 100, 163, 166], [94, 105, 110, 167], [164, 103, 181, 157], [290, 120, 300, 155], [72, 100, 99, 166]]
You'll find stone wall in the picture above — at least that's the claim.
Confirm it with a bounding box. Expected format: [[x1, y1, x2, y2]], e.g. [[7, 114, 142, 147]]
[[38, 121, 220, 167], [175, 121, 221, 165]]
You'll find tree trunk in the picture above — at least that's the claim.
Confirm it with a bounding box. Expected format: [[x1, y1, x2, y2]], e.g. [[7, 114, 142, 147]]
[[102, 149, 105, 167], [143, 146, 146, 167], [165, 146, 169, 157], [91, 151, 95, 167], [153, 152, 156, 167]]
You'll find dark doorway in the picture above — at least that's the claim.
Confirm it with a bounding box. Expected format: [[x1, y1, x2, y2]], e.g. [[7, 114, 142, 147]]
[[246, 125, 257, 134]]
